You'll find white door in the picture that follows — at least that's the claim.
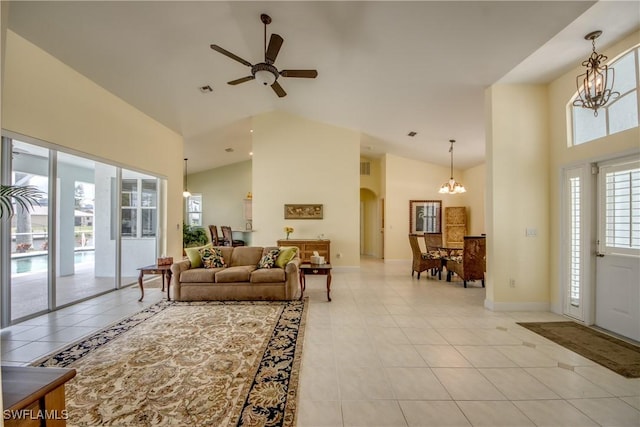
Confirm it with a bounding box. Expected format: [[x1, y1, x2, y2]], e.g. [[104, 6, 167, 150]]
[[595, 157, 640, 341]]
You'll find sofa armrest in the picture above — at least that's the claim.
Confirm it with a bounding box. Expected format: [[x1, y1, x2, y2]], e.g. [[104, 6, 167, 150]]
[[170, 259, 192, 300], [284, 256, 301, 300]]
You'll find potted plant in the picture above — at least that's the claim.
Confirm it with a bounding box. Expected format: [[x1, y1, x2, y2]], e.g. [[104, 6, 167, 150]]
[[183, 222, 208, 248]]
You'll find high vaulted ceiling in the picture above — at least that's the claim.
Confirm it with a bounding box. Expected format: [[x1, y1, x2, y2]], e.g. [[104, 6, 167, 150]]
[[5, 1, 640, 174]]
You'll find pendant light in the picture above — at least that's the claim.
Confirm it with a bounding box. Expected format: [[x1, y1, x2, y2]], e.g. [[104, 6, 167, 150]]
[[572, 30, 619, 117], [439, 139, 466, 194], [182, 158, 191, 198]]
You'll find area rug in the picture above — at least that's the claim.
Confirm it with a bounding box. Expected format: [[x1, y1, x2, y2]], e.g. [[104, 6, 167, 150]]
[[517, 321, 640, 378], [33, 299, 308, 426]]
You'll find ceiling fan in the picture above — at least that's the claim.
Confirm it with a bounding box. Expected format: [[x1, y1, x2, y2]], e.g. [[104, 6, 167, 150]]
[[210, 14, 318, 98]]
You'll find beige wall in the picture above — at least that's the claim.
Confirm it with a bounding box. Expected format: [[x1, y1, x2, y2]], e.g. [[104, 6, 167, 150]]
[[251, 111, 360, 267], [548, 30, 640, 313], [2, 31, 184, 259], [188, 160, 252, 233], [383, 153, 467, 261], [485, 84, 550, 310], [462, 163, 486, 236], [360, 156, 382, 258]]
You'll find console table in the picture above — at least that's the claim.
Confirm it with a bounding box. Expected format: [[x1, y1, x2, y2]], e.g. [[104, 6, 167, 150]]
[[2, 365, 76, 426], [277, 239, 330, 264]]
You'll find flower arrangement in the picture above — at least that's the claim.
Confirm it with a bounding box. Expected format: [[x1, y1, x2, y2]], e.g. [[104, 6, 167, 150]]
[[284, 226, 294, 240]]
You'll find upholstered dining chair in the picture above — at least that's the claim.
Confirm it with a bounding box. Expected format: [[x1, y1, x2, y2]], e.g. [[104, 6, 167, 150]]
[[446, 235, 486, 288], [221, 225, 245, 247], [409, 234, 441, 280], [423, 233, 444, 277]]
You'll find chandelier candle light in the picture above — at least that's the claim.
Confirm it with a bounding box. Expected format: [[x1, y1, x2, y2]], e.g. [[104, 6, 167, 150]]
[[573, 30, 619, 117], [439, 139, 466, 194]]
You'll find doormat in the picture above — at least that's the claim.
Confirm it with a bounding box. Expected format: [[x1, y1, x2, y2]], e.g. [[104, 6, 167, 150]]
[[517, 321, 640, 378]]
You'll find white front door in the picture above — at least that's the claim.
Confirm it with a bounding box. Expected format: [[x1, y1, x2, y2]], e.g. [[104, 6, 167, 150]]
[[595, 157, 640, 341]]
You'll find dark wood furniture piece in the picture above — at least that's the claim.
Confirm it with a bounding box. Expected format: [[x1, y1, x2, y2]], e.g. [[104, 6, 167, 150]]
[[137, 264, 172, 301], [277, 239, 330, 264], [2, 365, 76, 427], [221, 225, 245, 247], [446, 235, 486, 287], [409, 234, 442, 280], [299, 263, 332, 301]]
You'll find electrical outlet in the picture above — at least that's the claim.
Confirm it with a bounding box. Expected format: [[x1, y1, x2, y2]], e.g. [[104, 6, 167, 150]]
[[509, 279, 516, 288]]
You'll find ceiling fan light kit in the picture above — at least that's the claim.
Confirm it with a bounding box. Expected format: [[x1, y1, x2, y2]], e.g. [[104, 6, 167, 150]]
[[210, 13, 318, 97]]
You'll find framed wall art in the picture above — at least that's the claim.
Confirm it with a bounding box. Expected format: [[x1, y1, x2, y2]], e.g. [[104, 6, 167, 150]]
[[409, 200, 442, 234], [284, 204, 324, 220]]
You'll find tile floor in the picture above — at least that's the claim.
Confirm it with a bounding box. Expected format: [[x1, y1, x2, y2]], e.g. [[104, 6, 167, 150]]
[[1, 258, 639, 426]]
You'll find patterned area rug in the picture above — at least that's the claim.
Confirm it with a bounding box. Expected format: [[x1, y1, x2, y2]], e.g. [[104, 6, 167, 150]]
[[33, 299, 308, 426], [517, 321, 640, 378]]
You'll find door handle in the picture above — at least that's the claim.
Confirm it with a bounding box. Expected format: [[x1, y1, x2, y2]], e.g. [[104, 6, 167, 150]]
[[596, 252, 605, 258]]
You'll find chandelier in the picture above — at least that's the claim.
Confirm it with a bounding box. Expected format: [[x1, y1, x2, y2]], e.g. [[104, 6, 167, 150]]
[[182, 158, 191, 198], [439, 139, 466, 194], [572, 30, 619, 117]]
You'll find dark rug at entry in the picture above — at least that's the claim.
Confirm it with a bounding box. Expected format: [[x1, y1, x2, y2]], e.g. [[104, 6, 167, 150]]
[[517, 321, 640, 378]]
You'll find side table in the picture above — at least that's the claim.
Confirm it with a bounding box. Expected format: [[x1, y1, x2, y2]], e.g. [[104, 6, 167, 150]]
[[299, 263, 332, 301], [137, 264, 172, 302]]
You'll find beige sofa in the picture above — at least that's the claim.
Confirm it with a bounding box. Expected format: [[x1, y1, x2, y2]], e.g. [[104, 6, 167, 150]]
[[170, 246, 300, 301]]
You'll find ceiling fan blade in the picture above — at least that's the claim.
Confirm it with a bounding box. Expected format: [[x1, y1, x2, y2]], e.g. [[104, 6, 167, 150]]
[[210, 44, 252, 67], [279, 69, 318, 78], [265, 34, 283, 64], [228, 76, 255, 85], [271, 81, 287, 98]]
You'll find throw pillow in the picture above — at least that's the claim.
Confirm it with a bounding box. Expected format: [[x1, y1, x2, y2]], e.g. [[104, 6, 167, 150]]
[[257, 249, 280, 269], [184, 244, 212, 268], [200, 247, 226, 268], [275, 246, 297, 268]]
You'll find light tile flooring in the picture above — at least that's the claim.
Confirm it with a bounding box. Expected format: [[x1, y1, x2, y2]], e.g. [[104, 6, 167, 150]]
[[1, 258, 639, 426]]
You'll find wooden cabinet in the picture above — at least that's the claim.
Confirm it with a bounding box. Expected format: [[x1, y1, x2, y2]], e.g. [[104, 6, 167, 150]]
[[445, 207, 466, 248], [2, 366, 76, 426], [277, 239, 330, 264]]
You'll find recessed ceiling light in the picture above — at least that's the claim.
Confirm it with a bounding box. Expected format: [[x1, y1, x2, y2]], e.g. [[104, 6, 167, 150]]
[[250, 129, 254, 133], [199, 85, 213, 93], [249, 152, 253, 156], [225, 147, 234, 153], [407, 131, 417, 137]]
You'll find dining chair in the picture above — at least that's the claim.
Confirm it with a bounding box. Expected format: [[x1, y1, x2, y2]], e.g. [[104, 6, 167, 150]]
[[208, 225, 221, 246], [221, 225, 245, 247], [446, 235, 486, 287], [409, 234, 441, 280]]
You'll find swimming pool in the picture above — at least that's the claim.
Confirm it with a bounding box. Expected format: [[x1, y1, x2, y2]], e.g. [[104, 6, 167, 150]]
[[11, 251, 95, 275]]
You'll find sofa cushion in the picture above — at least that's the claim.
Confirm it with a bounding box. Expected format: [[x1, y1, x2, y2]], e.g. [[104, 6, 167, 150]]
[[215, 265, 256, 283], [251, 268, 286, 283], [180, 267, 221, 283], [201, 247, 226, 268], [184, 244, 212, 268], [229, 246, 264, 267], [275, 247, 297, 268], [257, 249, 280, 269]]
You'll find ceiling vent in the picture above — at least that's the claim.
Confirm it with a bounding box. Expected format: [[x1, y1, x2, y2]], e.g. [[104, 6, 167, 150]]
[[360, 161, 371, 176]]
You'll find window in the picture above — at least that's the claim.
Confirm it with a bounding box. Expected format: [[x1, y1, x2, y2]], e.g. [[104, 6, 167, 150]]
[[571, 46, 639, 146], [600, 161, 640, 254], [569, 174, 581, 307], [122, 178, 157, 238], [186, 194, 202, 226]]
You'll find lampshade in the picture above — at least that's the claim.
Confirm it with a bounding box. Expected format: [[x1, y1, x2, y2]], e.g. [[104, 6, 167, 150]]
[[572, 30, 619, 117], [254, 69, 276, 86], [439, 139, 466, 195]]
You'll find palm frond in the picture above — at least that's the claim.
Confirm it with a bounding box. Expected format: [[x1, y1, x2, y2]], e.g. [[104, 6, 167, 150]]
[[0, 185, 45, 219]]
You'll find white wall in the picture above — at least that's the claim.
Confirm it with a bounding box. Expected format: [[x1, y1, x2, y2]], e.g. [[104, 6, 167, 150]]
[[188, 160, 252, 234], [251, 111, 360, 267], [2, 31, 185, 259]]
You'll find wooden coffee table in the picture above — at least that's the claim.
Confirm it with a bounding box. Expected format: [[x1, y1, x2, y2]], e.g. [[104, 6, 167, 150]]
[[137, 264, 172, 302], [299, 263, 332, 301]]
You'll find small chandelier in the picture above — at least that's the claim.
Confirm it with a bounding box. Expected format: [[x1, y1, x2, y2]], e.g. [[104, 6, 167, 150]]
[[572, 30, 619, 117], [182, 158, 191, 198], [439, 139, 466, 194]]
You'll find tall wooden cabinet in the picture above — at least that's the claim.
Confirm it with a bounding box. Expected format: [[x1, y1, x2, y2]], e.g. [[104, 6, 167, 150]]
[[445, 207, 467, 248], [277, 239, 330, 264]]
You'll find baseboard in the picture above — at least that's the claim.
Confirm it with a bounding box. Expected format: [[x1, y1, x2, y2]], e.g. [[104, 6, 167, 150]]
[[484, 299, 550, 312], [383, 258, 411, 264]]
